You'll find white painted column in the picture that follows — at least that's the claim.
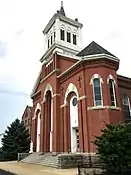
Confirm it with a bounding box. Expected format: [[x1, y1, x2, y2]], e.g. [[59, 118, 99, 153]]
[[55, 18, 60, 44], [78, 27, 83, 49], [50, 98, 53, 152], [36, 113, 41, 152]]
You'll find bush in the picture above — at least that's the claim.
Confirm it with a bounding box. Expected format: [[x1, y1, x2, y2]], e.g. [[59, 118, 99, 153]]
[[94, 123, 131, 174]]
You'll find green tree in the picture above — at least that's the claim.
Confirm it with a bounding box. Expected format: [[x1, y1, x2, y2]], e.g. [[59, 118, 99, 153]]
[[1, 118, 30, 161], [94, 123, 131, 174]]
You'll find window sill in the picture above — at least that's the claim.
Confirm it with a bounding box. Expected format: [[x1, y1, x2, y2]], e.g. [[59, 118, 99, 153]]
[[87, 106, 106, 110], [106, 106, 121, 110], [87, 106, 121, 111]]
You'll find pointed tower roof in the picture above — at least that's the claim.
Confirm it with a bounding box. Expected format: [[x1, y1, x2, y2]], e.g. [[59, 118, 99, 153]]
[[59, 1, 66, 16], [77, 41, 116, 57], [43, 2, 82, 34]]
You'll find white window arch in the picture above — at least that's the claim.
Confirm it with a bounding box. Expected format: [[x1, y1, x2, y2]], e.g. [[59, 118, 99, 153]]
[[67, 27, 71, 43], [123, 95, 131, 119], [90, 74, 103, 106], [43, 84, 53, 102], [32, 103, 41, 120], [60, 25, 65, 41], [64, 83, 79, 105], [72, 29, 77, 45], [107, 75, 116, 107]]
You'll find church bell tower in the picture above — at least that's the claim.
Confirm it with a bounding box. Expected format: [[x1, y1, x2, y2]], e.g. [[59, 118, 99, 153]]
[[40, 1, 83, 63]]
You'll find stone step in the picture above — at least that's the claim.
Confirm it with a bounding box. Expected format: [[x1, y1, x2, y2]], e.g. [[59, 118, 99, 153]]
[[21, 152, 59, 168], [22, 160, 59, 168]]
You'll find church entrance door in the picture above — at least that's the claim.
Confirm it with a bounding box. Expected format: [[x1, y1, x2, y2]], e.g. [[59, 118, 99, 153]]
[[70, 95, 79, 153]]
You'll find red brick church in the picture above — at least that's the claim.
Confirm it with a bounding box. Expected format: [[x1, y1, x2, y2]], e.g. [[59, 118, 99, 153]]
[[30, 2, 131, 154]]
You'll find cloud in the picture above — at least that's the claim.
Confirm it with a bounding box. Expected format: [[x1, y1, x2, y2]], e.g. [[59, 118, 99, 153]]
[[104, 31, 124, 41], [0, 92, 29, 133], [0, 41, 7, 58], [14, 30, 24, 37], [0, 0, 131, 133], [0, 89, 28, 97]]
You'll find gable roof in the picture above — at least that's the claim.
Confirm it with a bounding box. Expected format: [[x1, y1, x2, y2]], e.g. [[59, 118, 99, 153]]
[[77, 41, 116, 57], [22, 105, 33, 119]]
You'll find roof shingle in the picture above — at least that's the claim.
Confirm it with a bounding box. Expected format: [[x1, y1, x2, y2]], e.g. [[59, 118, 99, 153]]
[[77, 41, 116, 57]]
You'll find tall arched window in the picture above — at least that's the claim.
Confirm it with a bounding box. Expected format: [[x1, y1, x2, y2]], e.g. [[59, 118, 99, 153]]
[[60, 29, 65, 41], [48, 39, 50, 48], [123, 96, 131, 120], [109, 79, 116, 106], [93, 78, 103, 106], [72, 30, 77, 45]]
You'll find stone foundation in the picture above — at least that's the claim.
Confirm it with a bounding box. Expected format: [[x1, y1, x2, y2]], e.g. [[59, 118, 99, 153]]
[[58, 153, 99, 169], [18, 153, 31, 161]]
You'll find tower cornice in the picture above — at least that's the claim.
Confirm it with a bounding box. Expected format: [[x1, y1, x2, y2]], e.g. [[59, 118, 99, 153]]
[[43, 13, 83, 34]]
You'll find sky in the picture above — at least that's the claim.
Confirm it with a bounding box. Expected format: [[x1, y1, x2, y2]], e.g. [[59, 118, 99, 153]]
[[0, 0, 131, 133]]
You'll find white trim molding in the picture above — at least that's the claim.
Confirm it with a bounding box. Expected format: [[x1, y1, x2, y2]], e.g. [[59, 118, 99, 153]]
[[43, 84, 54, 101], [83, 53, 119, 62], [64, 83, 79, 104], [108, 78, 117, 107], [60, 104, 67, 108], [32, 103, 41, 120], [52, 93, 60, 98], [90, 73, 104, 85], [78, 95, 87, 101], [90, 74, 103, 107], [87, 106, 121, 111], [107, 74, 116, 84]]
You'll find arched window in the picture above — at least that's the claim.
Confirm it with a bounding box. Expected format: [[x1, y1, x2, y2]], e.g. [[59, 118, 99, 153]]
[[48, 39, 50, 48], [54, 32, 56, 41], [67, 32, 71, 43], [73, 34, 77, 45], [109, 79, 116, 106], [123, 96, 131, 120], [93, 78, 103, 106], [66, 27, 71, 43], [60, 29, 65, 41], [51, 35, 53, 45]]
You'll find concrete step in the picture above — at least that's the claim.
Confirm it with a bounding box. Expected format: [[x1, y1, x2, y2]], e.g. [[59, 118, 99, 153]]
[[21, 152, 59, 168], [22, 160, 59, 168]]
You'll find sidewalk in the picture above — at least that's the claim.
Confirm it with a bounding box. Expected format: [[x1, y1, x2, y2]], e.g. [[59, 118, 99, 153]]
[[0, 161, 77, 175]]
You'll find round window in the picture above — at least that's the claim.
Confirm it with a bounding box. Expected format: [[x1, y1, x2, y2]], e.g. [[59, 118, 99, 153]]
[[72, 97, 77, 106]]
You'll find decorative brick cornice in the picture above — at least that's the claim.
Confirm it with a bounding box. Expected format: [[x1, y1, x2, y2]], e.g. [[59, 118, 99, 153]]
[[41, 69, 60, 83], [31, 90, 41, 100], [57, 54, 119, 83], [117, 74, 131, 89]]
